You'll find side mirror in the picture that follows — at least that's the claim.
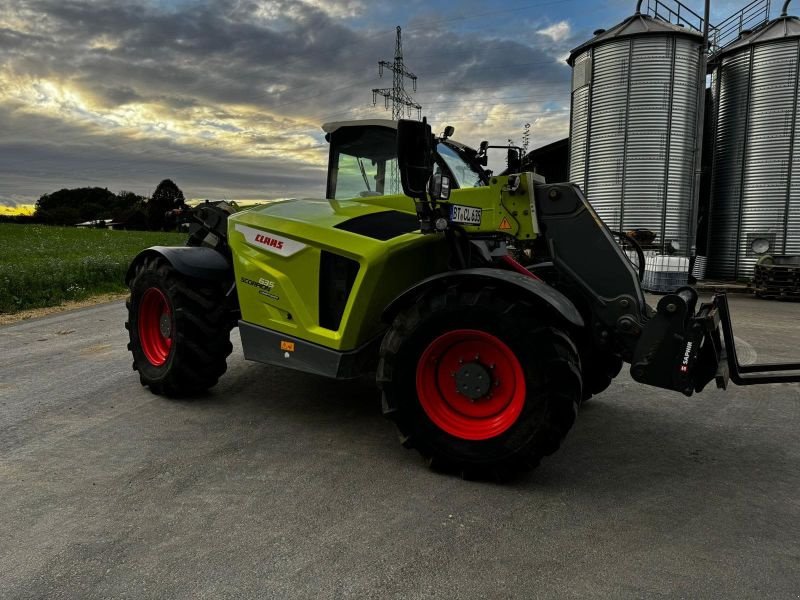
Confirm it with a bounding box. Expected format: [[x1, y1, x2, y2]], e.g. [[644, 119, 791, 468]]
[[428, 174, 451, 202], [477, 140, 490, 166], [442, 125, 455, 139], [397, 118, 434, 200]]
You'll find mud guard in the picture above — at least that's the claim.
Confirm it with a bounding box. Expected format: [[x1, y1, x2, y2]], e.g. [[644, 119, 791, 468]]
[[125, 246, 232, 285], [383, 268, 585, 329]]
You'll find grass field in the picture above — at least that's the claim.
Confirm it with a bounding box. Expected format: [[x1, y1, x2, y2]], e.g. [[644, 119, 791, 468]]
[[0, 224, 186, 313]]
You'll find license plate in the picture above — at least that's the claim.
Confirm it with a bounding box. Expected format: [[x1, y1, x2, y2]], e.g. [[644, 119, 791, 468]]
[[450, 205, 482, 226]]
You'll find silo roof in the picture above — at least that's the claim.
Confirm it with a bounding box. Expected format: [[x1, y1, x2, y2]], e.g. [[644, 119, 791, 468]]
[[568, 13, 702, 65], [714, 15, 800, 58]]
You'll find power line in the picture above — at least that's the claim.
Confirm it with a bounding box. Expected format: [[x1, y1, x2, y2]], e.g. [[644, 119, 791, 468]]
[[314, 107, 570, 125], [298, 89, 570, 124], [411, 109, 570, 120], [397, 0, 579, 33], [420, 95, 568, 106], [273, 78, 569, 118]]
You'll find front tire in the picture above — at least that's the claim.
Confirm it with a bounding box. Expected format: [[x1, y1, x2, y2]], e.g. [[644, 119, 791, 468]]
[[126, 256, 234, 396], [378, 284, 582, 478]]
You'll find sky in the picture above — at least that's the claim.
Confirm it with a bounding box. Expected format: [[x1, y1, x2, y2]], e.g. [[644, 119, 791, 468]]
[[0, 0, 778, 211]]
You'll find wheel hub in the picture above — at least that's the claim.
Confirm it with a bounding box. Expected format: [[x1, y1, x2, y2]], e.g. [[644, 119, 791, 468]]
[[416, 329, 526, 441], [159, 313, 172, 338], [454, 362, 492, 400]]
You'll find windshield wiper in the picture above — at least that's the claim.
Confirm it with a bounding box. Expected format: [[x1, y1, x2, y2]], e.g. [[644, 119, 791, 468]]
[[357, 158, 371, 192]]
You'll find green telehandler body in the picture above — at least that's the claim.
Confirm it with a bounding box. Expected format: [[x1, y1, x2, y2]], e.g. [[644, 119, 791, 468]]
[[125, 118, 800, 477]]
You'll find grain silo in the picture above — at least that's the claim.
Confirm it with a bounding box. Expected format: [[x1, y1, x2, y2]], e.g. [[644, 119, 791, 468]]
[[707, 1, 800, 280], [568, 3, 705, 259]]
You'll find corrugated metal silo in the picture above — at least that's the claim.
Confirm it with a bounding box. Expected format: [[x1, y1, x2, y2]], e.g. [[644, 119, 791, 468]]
[[707, 3, 800, 279], [568, 10, 704, 256]]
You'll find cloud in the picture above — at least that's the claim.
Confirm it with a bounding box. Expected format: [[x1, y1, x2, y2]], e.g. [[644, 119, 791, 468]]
[[0, 0, 573, 204], [227, 0, 366, 22], [537, 20, 572, 42]]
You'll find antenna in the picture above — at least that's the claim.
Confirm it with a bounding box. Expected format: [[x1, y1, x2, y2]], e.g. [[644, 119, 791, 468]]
[[372, 26, 422, 193]]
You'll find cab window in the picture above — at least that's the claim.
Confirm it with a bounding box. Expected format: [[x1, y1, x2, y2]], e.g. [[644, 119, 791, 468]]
[[334, 154, 393, 199], [436, 143, 485, 189]]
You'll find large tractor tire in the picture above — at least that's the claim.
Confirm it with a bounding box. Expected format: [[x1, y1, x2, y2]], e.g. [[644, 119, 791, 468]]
[[378, 283, 582, 478], [126, 255, 234, 396]]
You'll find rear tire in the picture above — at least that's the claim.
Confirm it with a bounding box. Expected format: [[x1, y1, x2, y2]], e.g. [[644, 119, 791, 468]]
[[126, 256, 234, 396], [377, 284, 582, 478]]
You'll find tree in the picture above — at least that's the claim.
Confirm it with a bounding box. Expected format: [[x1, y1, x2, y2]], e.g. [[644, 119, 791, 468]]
[[34, 187, 118, 225], [114, 191, 145, 215], [147, 179, 186, 230], [113, 191, 148, 230]]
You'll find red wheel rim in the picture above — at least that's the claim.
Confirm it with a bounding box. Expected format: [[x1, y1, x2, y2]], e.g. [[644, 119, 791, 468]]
[[138, 287, 173, 367], [416, 329, 526, 441]]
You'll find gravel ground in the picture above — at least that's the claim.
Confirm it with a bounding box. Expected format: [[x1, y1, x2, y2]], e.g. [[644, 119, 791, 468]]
[[1, 296, 799, 599]]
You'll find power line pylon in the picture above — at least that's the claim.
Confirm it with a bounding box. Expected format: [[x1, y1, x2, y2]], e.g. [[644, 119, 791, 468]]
[[372, 26, 421, 193], [372, 26, 421, 121]]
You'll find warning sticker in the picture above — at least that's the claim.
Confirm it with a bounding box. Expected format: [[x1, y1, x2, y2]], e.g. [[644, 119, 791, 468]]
[[499, 217, 513, 231], [280, 341, 295, 352]]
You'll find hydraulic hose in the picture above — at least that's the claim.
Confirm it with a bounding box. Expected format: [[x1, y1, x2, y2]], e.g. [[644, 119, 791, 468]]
[[611, 230, 646, 282]]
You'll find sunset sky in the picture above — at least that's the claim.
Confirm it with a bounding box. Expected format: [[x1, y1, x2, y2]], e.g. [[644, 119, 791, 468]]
[[0, 0, 769, 212]]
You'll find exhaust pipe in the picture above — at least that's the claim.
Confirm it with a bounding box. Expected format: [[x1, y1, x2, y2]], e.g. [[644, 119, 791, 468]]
[[781, 0, 792, 17], [636, 0, 644, 14]]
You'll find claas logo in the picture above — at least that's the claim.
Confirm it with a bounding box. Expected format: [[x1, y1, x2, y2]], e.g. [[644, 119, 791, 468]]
[[255, 233, 284, 250]]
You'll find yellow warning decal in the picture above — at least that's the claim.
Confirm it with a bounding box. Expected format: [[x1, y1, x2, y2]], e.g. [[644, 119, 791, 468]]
[[280, 341, 295, 352], [498, 217, 513, 231]]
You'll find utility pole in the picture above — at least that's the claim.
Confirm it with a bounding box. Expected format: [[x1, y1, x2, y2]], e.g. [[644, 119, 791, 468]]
[[372, 26, 422, 193]]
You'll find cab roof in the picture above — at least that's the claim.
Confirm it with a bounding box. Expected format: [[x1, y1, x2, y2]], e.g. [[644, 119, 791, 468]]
[[321, 119, 398, 135]]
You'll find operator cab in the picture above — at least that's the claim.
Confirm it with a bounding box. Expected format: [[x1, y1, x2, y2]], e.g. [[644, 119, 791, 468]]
[[323, 119, 488, 200]]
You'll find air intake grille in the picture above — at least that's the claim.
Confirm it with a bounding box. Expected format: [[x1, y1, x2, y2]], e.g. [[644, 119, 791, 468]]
[[319, 251, 360, 331]]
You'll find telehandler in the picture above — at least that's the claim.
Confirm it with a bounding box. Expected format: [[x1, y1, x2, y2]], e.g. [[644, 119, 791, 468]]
[[125, 118, 800, 477]]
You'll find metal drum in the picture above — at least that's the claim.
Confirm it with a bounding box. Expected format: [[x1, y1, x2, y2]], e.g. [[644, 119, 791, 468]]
[[707, 5, 800, 280]]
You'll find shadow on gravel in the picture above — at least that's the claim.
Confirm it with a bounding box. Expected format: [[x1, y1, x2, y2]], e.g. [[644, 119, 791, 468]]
[[526, 397, 790, 498], [168, 363, 791, 495]]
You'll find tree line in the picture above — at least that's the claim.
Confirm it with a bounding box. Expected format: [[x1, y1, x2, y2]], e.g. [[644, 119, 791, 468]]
[[1, 179, 188, 231]]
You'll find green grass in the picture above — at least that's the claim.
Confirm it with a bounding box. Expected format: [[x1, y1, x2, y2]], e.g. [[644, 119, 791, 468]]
[[0, 224, 187, 313]]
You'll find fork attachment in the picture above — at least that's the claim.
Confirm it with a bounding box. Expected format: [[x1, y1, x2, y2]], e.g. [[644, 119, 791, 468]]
[[630, 289, 800, 396]]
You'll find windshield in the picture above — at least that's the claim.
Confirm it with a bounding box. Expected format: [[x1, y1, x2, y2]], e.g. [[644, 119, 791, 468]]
[[437, 143, 484, 189], [327, 126, 484, 199]]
